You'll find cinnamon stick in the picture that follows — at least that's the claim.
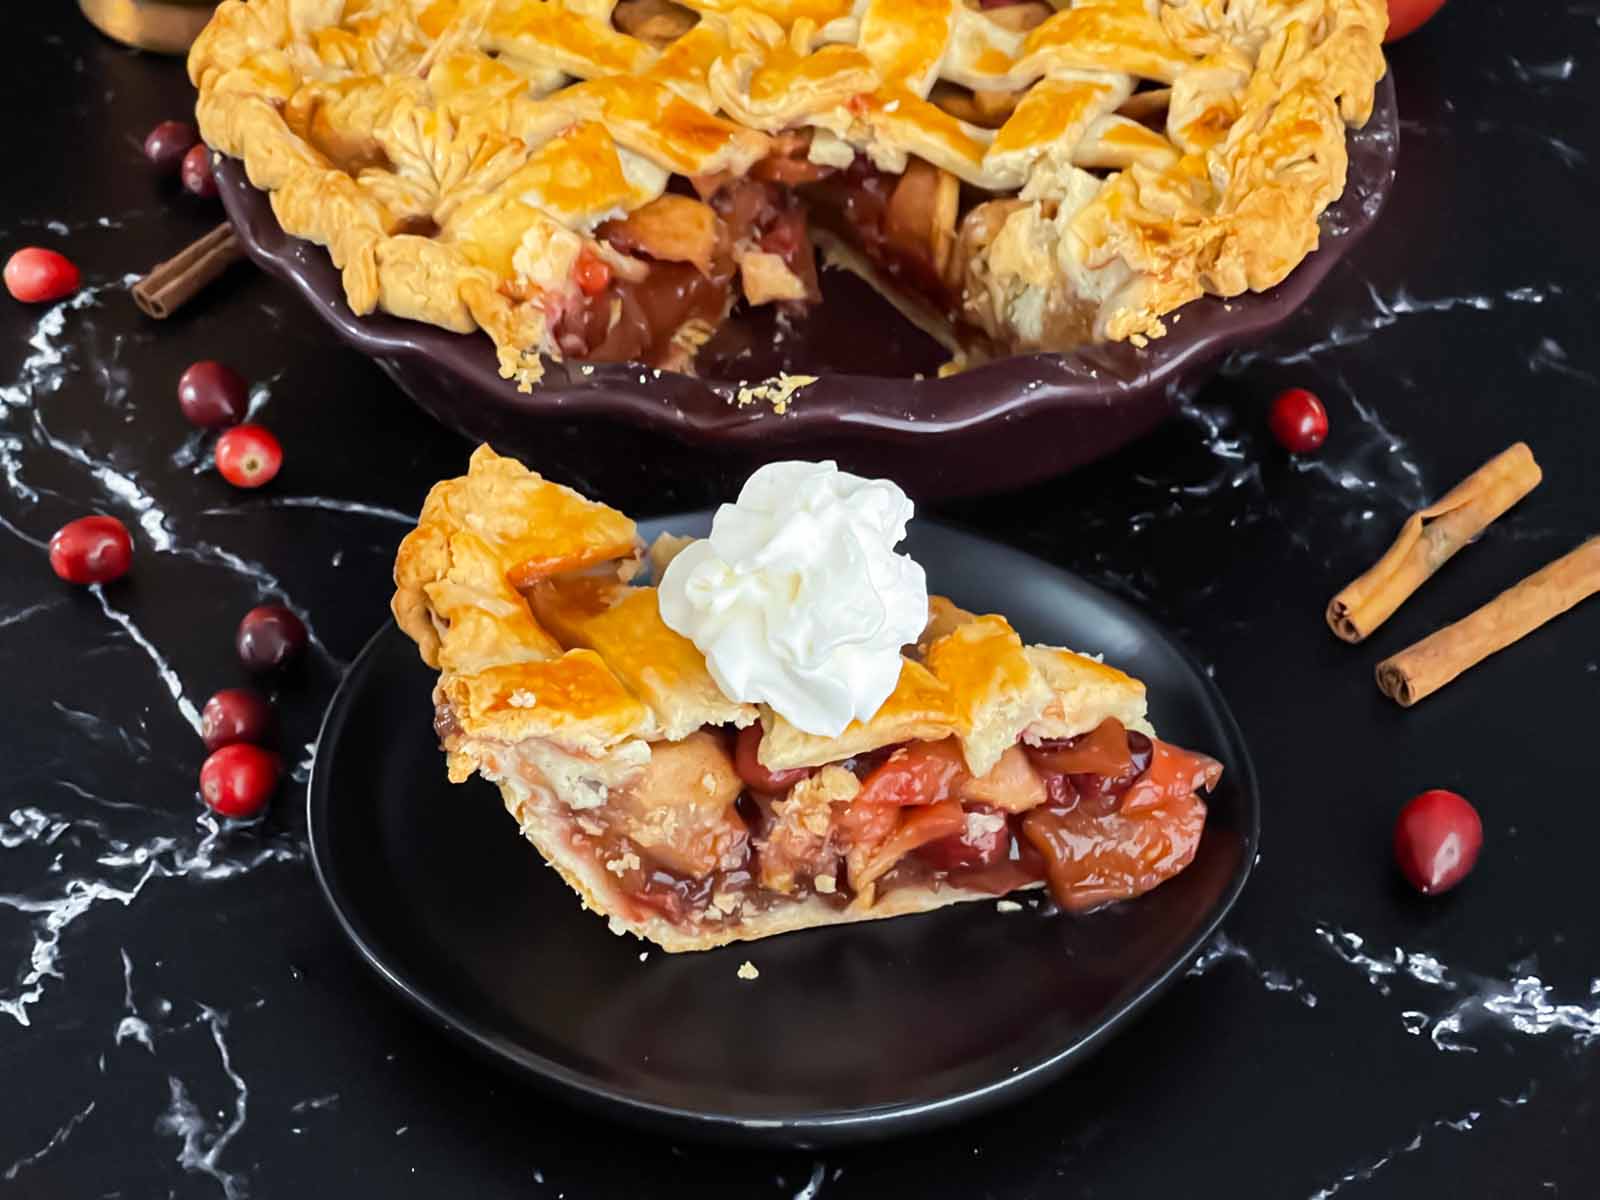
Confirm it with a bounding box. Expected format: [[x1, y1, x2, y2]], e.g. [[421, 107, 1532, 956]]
[[1327, 443, 1542, 643], [132, 223, 244, 319], [1376, 537, 1600, 707]]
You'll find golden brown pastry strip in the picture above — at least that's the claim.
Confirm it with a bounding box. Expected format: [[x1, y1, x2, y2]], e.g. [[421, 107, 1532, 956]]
[[1327, 444, 1542, 643], [1376, 537, 1600, 707]]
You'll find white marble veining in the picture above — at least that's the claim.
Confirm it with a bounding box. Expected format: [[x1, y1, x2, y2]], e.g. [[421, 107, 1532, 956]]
[[1306, 1103, 1484, 1200], [792, 1162, 827, 1200], [203, 494, 417, 524], [1187, 931, 1319, 1008], [115, 947, 155, 1053], [1316, 926, 1600, 1052], [2, 1099, 96, 1182], [89, 584, 204, 734], [0, 864, 161, 1026], [157, 1004, 252, 1200]]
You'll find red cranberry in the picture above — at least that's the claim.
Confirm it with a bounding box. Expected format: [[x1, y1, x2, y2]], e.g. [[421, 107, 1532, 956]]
[[200, 688, 274, 751], [1268, 387, 1329, 454], [916, 807, 1010, 871], [1394, 789, 1483, 895], [48, 516, 132, 584], [199, 743, 280, 820], [5, 247, 80, 303], [236, 604, 307, 671], [573, 250, 611, 296], [178, 361, 249, 428], [1386, 0, 1448, 42], [181, 144, 218, 198], [733, 723, 811, 793], [215, 424, 282, 488], [143, 120, 198, 171]]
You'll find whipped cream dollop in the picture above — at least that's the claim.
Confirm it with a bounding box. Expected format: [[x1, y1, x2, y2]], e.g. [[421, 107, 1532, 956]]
[[658, 461, 928, 738]]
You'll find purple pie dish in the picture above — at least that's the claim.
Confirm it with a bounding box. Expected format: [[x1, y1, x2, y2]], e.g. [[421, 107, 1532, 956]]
[[218, 76, 1396, 504]]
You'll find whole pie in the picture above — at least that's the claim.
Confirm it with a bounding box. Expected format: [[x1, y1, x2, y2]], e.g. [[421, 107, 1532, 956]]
[[392, 446, 1223, 950], [191, 0, 1386, 388]]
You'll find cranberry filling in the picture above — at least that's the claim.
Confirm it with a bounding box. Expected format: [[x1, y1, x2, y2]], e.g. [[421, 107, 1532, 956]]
[[557, 143, 996, 368], [799, 157, 955, 311], [573, 717, 1217, 929], [552, 257, 735, 365]]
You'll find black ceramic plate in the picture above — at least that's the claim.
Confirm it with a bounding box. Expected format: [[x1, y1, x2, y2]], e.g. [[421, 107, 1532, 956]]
[[308, 516, 1259, 1146]]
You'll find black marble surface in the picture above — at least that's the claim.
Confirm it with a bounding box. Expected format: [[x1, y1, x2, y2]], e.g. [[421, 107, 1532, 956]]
[[3, 4, 1598, 1197]]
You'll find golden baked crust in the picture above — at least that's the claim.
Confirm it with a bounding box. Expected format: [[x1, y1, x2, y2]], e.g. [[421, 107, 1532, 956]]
[[392, 443, 638, 674], [191, 0, 1385, 382], [528, 575, 760, 739], [439, 650, 656, 753], [924, 614, 1052, 775], [758, 657, 965, 771], [393, 445, 1199, 951], [1021, 645, 1151, 740]]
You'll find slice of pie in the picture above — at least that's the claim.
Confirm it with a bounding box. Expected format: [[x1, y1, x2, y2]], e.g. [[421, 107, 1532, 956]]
[[191, 0, 1385, 388], [392, 446, 1222, 951]]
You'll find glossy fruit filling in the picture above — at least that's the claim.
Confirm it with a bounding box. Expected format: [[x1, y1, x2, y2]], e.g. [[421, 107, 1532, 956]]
[[574, 717, 1221, 930], [550, 138, 980, 368]]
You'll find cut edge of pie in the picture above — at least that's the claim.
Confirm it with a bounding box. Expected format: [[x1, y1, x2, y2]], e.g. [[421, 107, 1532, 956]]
[[190, 0, 1387, 390], [393, 445, 1224, 952]]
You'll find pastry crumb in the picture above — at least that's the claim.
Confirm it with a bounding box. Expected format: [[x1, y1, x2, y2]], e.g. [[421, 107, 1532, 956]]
[[995, 900, 1023, 913], [638, 951, 649, 963], [605, 851, 641, 877], [737, 960, 760, 981], [813, 874, 837, 894], [731, 373, 816, 414]]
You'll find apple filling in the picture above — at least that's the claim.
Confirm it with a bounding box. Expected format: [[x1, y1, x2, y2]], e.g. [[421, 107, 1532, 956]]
[[480, 714, 1220, 933]]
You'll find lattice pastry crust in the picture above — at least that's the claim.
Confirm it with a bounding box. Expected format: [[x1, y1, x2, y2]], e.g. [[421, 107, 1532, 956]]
[[192, 0, 1384, 386]]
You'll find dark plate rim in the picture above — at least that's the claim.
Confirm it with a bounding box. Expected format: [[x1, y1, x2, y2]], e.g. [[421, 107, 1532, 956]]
[[222, 74, 1396, 450], [306, 517, 1261, 1145]]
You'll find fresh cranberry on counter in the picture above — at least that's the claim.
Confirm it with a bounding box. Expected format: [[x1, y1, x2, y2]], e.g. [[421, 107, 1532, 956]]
[[180, 144, 218, 198], [215, 424, 282, 488], [199, 743, 280, 820], [48, 515, 133, 584], [5, 247, 81, 303], [178, 360, 249, 428], [1268, 387, 1330, 454], [236, 605, 308, 671], [1394, 789, 1483, 895], [143, 120, 199, 172], [1386, 0, 1448, 42], [200, 688, 274, 752]]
